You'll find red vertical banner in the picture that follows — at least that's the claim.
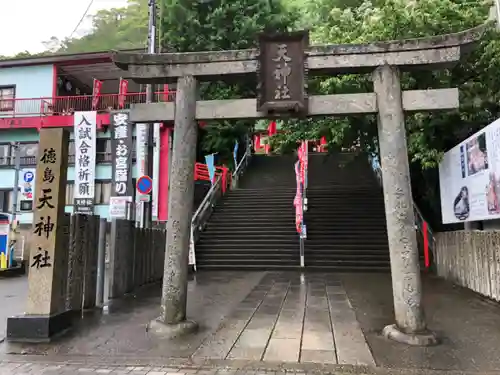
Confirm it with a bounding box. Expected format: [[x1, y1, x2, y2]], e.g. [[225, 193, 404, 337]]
[[266, 121, 277, 155], [92, 79, 103, 110], [294, 161, 302, 233], [254, 134, 261, 151], [118, 78, 129, 109], [158, 127, 171, 221], [423, 221, 430, 269], [298, 141, 306, 185], [320, 136, 327, 153], [163, 84, 170, 102]]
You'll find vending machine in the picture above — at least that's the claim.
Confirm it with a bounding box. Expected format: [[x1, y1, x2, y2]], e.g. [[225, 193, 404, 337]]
[[0, 213, 25, 273]]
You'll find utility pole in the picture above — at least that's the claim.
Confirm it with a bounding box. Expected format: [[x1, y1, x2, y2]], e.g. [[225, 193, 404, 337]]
[[143, 0, 157, 228], [11, 143, 20, 222], [495, 0, 500, 28]]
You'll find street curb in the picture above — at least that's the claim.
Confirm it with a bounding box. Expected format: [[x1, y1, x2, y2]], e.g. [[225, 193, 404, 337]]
[[2, 354, 500, 375]]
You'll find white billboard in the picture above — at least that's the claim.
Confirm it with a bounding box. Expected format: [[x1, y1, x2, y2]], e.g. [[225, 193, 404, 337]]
[[439, 118, 500, 224]]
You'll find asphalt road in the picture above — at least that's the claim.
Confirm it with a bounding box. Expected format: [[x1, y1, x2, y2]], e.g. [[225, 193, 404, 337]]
[[0, 275, 27, 340]]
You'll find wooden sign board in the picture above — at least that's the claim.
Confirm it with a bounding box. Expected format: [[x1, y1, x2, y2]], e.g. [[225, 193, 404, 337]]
[[257, 30, 309, 117]]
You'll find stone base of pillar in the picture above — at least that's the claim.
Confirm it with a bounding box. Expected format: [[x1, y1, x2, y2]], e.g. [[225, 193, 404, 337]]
[[382, 324, 439, 346], [147, 318, 198, 339], [6, 310, 74, 343]]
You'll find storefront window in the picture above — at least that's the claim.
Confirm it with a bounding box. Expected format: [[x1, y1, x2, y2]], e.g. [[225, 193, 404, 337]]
[[17, 143, 38, 166], [0, 144, 10, 165]]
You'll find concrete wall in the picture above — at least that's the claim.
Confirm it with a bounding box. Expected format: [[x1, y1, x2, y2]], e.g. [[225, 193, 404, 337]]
[[462, 219, 500, 231], [482, 219, 500, 231], [0, 65, 54, 115], [435, 230, 500, 302]]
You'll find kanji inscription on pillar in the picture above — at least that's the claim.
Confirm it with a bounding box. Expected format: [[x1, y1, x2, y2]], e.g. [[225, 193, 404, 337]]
[[257, 30, 309, 116], [26, 128, 69, 316]]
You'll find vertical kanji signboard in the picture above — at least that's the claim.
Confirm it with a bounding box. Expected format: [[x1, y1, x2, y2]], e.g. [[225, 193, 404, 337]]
[[73, 111, 97, 214], [109, 111, 133, 219], [257, 30, 309, 116], [26, 128, 69, 316]]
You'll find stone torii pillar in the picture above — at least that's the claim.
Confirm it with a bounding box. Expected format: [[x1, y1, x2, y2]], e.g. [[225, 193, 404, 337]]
[[148, 75, 199, 337], [374, 65, 437, 345]]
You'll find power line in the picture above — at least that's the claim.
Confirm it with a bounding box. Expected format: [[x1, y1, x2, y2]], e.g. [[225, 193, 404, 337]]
[[69, 0, 95, 39]]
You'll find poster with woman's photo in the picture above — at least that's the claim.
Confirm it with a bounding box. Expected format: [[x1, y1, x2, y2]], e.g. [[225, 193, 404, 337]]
[[439, 117, 500, 224]]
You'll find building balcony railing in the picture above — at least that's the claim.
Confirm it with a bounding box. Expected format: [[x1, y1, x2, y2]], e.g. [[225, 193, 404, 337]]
[[0, 91, 176, 118], [0, 152, 127, 167]]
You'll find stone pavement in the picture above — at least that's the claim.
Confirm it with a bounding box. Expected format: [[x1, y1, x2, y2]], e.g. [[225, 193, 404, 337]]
[[0, 360, 313, 375], [0, 275, 27, 340], [193, 272, 373, 365], [3, 271, 500, 372], [3, 272, 373, 366]]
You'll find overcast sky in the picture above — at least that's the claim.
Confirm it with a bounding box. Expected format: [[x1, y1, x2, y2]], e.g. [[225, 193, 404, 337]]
[[0, 0, 129, 56]]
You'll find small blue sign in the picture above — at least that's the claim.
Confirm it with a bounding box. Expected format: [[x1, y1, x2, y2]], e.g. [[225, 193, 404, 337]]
[[233, 141, 239, 167], [23, 171, 34, 183], [136, 175, 153, 195], [205, 154, 216, 184]]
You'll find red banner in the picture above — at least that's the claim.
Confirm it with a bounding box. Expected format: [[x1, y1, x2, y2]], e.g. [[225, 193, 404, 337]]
[[92, 79, 103, 110], [268, 121, 277, 136], [163, 84, 170, 102], [118, 78, 129, 109], [254, 134, 261, 150], [320, 136, 327, 153], [298, 141, 306, 185], [294, 160, 303, 233], [423, 221, 430, 269]]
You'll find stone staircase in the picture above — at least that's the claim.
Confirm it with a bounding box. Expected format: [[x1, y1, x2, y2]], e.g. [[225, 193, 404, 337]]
[[304, 153, 390, 271], [194, 152, 391, 271], [195, 155, 299, 270]]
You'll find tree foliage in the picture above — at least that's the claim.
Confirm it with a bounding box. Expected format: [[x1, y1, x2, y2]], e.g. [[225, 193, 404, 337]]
[[159, 0, 299, 167], [274, 0, 493, 167], [268, 0, 495, 225], [51, 0, 149, 53]]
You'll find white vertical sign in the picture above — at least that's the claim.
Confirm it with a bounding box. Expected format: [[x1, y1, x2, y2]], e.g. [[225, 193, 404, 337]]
[[74, 111, 97, 214], [110, 111, 133, 219], [152, 123, 160, 221], [135, 123, 148, 225]]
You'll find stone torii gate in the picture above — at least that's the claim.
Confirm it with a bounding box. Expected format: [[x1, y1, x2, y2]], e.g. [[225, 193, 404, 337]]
[[113, 25, 483, 345]]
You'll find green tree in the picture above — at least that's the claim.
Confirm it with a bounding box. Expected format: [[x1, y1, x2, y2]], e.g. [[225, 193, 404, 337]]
[[268, 0, 494, 225], [274, 0, 491, 163], [159, 0, 299, 167], [47, 0, 149, 54]]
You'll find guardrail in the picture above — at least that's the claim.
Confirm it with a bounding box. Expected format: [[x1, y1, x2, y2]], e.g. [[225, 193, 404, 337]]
[[189, 142, 252, 270], [0, 153, 131, 167], [0, 91, 176, 118], [195, 163, 231, 193], [368, 153, 435, 267], [231, 140, 252, 189]]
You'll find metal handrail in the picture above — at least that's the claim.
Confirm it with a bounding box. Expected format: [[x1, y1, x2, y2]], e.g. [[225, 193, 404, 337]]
[[192, 175, 222, 229], [231, 140, 252, 189], [368, 153, 435, 255], [190, 140, 253, 270]]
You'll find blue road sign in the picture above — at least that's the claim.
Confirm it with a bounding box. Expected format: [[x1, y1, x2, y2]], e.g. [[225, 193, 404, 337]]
[[136, 175, 153, 195], [23, 171, 34, 183]]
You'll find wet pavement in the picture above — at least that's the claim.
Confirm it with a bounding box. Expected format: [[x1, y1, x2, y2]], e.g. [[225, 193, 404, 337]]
[[0, 275, 27, 340], [193, 273, 372, 365], [2, 271, 500, 372], [342, 273, 500, 371]]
